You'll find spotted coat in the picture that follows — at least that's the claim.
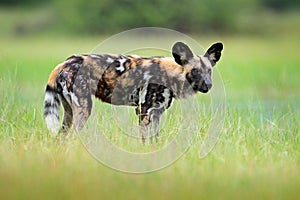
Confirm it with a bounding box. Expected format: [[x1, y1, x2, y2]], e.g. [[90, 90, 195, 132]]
[[44, 42, 223, 141]]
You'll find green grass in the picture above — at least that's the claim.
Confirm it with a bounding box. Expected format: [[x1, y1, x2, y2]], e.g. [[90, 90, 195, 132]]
[[1, 29, 300, 199]]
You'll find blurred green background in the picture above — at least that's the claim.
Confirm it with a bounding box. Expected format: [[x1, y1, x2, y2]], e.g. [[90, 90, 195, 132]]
[[0, 0, 300, 36], [1, 1, 300, 200]]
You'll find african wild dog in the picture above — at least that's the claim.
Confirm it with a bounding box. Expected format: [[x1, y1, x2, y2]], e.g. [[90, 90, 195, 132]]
[[44, 42, 223, 141]]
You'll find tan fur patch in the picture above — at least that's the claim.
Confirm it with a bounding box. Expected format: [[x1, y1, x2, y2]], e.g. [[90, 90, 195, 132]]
[[159, 58, 184, 78], [47, 62, 65, 87]]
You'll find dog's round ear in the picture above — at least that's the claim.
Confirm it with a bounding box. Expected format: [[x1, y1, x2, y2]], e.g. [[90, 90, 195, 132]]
[[172, 42, 193, 66], [205, 42, 223, 66]]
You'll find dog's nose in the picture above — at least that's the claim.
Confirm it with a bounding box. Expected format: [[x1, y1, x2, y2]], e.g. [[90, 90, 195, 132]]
[[206, 83, 212, 90], [200, 82, 210, 93]]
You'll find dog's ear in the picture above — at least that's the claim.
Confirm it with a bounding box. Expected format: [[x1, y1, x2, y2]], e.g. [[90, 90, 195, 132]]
[[205, 42, 223, 67], [172, 42, 193, 66]]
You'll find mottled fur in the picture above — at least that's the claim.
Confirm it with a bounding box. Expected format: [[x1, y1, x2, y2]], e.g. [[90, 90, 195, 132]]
[[44, 42, 223, 141]]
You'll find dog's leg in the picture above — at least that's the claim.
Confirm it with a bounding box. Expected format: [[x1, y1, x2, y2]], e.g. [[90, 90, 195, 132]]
[[71, 94, 92, 132], [138, 105, 164, 143], [148, 109, 163, 143], [139, 86, 174, 143], [71, 73, 93, 132], [59, 94, 73, 134]]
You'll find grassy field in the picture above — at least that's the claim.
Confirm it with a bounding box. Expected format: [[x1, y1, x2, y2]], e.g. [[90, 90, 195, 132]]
[[1, 29, 300, 199]]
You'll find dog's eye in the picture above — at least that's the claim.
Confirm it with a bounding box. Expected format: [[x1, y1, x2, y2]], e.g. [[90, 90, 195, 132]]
[[191, 69, 199, 76]]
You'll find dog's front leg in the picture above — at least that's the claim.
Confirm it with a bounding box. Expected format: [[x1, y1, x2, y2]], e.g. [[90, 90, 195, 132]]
[[137, 105, 163, 143]]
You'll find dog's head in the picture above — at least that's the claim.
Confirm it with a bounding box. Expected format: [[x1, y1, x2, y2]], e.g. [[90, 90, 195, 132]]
[[172, 41, 223, 93]]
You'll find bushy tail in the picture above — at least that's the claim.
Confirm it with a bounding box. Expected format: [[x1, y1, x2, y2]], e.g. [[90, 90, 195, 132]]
[[44, 61, 66, 134], [44, 85, 61, 134], [44, 57, 82, 134]]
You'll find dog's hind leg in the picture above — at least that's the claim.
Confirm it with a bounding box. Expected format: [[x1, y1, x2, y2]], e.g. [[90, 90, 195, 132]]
[[71, 78, 93, 132], [59, 94, 73, 134]]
